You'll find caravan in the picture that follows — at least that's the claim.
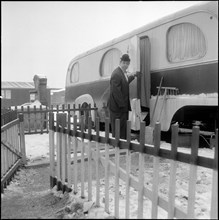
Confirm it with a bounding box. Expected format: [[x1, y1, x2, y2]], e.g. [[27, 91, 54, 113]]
[[65, 1, 218, 133]]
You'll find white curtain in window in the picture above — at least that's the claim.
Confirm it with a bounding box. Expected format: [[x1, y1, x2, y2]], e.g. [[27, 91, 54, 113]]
[[101, 49, 122, 76], [167, 23, 206, 62]]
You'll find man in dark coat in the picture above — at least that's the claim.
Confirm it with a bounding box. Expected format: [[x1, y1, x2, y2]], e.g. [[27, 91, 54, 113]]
[[108, 54, 139, 139]]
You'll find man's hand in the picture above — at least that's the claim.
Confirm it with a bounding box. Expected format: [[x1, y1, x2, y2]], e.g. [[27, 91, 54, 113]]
[[134, 71, 142, 78], [127, 71, 142, 78]]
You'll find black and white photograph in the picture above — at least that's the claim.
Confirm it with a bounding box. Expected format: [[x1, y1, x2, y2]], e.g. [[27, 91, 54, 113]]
[[1, 1, 218, 219]]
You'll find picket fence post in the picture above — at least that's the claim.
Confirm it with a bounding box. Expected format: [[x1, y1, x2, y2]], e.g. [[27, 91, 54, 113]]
[[125, 120, 131, 219], [80, 115, 85, 198], [49, 112, 55, 188], [187, 126, 199, 218], [151, 122, 161, 218], [114, 119, 120, 218], [18, 113, 26, 165], [104, 118, 110, 213], [56, 113, 62, 191], [61, 113, 67, 193], [138, 122, 145, 219], [67, 108, 72, 191], [168, 123, 178, 218], [88, 116, 93, 201], [73, 114, 78, 194], [95, 116, 100, 206], [210, 129, 218, 219]]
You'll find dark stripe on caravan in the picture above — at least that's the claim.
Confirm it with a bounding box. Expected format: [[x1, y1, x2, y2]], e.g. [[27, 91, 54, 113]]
[[151, 62, 218, 95]]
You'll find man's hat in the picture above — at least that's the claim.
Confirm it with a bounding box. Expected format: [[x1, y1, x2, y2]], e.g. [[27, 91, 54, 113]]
[[120, 54, 131, 62]]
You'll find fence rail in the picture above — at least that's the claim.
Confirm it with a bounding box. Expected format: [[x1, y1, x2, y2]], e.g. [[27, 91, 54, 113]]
[[49, 112, 218, 219], [1, 113, 26, 193], [3, 104, 98, 134]]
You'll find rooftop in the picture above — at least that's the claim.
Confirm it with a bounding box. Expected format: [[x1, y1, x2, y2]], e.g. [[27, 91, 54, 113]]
[[1, 81, 61, 90], [2, 81, 35, 89]]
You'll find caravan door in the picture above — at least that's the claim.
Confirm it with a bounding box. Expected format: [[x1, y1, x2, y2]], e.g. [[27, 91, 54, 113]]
[[138, 36, 151, 125]]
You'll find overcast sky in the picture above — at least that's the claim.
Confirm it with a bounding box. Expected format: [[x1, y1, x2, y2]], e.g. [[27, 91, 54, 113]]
[[2, 1, 203, 88]]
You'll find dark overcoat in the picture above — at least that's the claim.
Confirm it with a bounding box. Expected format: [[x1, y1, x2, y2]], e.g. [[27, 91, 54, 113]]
[[108, 66, 135, 113]]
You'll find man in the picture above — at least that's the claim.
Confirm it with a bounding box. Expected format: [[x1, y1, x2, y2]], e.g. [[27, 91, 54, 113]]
[[108, 54, 139, 139]]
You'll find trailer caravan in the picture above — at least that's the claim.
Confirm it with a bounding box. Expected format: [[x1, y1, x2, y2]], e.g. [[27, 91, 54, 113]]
[[65, 1, 218, 133]]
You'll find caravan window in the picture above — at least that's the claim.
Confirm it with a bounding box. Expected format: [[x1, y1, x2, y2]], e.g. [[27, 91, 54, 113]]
[[70, 62, 79, 83], [167, 23, 206, 62], [100, 48, 122, 77]]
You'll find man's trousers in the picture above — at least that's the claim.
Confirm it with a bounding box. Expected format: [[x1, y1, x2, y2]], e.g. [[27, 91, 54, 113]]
[[110, 111, 129, 139]]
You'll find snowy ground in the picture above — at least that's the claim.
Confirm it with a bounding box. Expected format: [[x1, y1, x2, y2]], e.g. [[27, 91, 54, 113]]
[[25, 133, 215, 219]]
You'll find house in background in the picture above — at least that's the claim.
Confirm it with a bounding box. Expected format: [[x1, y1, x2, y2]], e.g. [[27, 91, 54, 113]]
[[1, 75, 61, 109], [1, 81, 35, 109]]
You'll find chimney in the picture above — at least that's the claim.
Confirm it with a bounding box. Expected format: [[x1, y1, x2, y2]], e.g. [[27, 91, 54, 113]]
[[33, 74, 48, 105]]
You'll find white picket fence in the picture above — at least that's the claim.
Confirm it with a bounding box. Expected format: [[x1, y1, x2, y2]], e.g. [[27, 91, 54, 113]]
[[49, 111, 218, 219]]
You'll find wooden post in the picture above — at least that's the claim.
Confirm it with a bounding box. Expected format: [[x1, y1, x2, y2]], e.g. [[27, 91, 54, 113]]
[[115, 119, 120, 218], [151, 122, 161, 219], [138, 122, 145, 219], [125, 120, 131, 219], [187, 126, 199, 218], [94, 103, 97, 127], [210, 129, 218, 219], [2, 131, 6, 179], [95, 117, 100, 206], [88, 116, 92, 201], [5, 129, 8, 173], [7, 127, 11, 172], [11, 126, 15, 165], [168, 124, 178, 219], [46, 105, 49, 133], [40, 105, 43, 134], [73, 114, 78, 194], [27, 106, 31, 134], [34, 105, 37, 133], [80, 115, 85, 198], [8, 127, 12, 166], [104, 118, 110, 213], [49, 112, 55, 188], [56, 113, 62, 191], [15, 124, 19, 155], [88, 104, 91, 118], [61, 113, 67, 193], [5, 147, 9, 179], [67, 106, 72, 191], [18, 114, 26, 165], [73, 104, 76, 117], [1, 143, 4, 193]]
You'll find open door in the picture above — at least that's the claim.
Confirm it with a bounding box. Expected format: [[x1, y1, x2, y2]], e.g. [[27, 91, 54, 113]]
[[137, 36, 151, 124]]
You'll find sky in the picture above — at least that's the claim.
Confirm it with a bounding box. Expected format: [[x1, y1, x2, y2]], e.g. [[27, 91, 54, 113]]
[[2, 1, 204, 89]]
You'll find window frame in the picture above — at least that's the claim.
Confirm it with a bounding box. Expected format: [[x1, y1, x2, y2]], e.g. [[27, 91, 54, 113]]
[[99, 48, 122, 78], [166, 22, 207, 63], [70, 62, 79, 84]]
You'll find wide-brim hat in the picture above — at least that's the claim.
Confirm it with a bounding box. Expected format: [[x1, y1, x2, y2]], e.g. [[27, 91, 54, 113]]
[[120, 54, 130, 62]]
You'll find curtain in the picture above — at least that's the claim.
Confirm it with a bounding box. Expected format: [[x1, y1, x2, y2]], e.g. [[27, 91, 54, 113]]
[[167, 23, 206, 62], [139, 36, 151, 108], [101, 49, 122, 77]]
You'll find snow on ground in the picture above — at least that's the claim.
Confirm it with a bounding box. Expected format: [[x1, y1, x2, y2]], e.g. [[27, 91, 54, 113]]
[[25, 133, 215, 219], [25, 133, 50, 163]]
